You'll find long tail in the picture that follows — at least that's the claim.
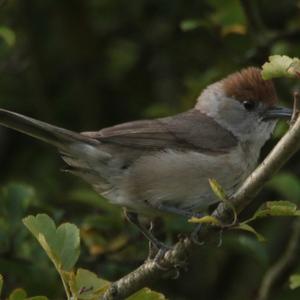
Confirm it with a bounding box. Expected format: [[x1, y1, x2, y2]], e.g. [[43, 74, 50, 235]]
[[0, 109, 99, 151]]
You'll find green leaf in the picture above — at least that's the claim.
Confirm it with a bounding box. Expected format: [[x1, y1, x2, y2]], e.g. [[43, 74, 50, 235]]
[[188, 215, 221, 226], [272, 121, 289, 139], [0, 26, 16, 47], [8, 289, 48, 300], [0, 183, 35, 230], [127, 288, 166, 300], [290, 274, 300, 290], [261, 55, 300, 79], [8, 288, 27, 300], [180, 19, 202, 31], [69, 268, 110, 299], [208, 178, 227, 201], [267, 173, 300, 202], [253, 201, 300, 219], [208, 0, 246, 27], [23, 214, 80, 271], [233, 223, 266, 242]]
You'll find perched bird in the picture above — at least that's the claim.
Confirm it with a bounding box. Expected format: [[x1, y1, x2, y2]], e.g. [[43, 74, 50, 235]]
[[0, 67, 292, 251]]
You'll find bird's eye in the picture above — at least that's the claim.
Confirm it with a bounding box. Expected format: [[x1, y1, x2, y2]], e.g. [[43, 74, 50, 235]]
[[243, 100, 257, 111]]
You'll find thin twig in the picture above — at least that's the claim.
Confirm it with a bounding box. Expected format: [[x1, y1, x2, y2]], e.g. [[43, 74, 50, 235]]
[[257, 219, 300, 300], [102, 109, 300, 300], [240, 0, 266, 34], [291, 92, 300, 126]]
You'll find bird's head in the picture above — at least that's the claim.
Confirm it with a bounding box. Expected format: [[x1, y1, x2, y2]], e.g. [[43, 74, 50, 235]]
[[195, 67, 292, 145]]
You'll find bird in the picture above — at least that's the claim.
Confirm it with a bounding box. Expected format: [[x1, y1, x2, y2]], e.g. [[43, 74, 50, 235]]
[[0, 67, 292, 252]]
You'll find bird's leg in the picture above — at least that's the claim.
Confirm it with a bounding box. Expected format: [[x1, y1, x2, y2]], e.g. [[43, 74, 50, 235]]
[[143, 202, 206, 246], [147, 221, 158, 260], [123, 209, 171, 256], [191, 224, 205, 245]]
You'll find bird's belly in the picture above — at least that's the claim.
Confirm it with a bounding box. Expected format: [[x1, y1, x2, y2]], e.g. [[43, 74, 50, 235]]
[[105, 147, 255, 214]]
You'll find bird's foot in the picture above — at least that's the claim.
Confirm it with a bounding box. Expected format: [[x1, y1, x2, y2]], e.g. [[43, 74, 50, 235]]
[[191, 223, 225, 247], [188, 212, 207, 245], [147, 238, 172, 262], [191, 224, 205, 246], [146, 245, 172, 271]]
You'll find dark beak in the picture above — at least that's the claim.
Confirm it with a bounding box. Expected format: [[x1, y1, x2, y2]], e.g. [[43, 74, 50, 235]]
[[262, 106, 293, 121]]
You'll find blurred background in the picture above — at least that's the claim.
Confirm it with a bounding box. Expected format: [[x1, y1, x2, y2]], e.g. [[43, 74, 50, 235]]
[[1, 0, 300, 299]]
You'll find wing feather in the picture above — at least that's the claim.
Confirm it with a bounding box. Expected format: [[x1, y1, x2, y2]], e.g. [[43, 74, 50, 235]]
[[82, 110, 237, 153]]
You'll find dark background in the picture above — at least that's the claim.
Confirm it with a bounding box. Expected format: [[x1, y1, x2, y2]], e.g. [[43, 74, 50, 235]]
[[1, 0, 300, 299]]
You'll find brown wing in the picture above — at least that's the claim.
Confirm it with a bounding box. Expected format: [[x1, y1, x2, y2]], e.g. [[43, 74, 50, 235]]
[[82, 110, 238, 154]]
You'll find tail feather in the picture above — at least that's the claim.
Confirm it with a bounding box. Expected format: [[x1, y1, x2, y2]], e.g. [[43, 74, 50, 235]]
[[0, 109, 99, 150], [0, 109, 112, 193]]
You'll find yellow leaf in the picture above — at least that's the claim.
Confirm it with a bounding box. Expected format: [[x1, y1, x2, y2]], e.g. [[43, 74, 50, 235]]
[[290, 274, 300, 290], [262, 55, 300, 80], [208, 178, 227, 201], [254, 201, 300, 219], [188, 215, 221, 226]]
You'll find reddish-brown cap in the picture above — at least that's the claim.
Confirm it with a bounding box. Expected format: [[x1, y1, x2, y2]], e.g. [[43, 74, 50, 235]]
[[222, 67, 277, 106]]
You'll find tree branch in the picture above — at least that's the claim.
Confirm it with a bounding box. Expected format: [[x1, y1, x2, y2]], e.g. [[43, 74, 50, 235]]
[[102, 108, 300, 300], [257, 219, 300, 300], [102, 239, 190, 300]]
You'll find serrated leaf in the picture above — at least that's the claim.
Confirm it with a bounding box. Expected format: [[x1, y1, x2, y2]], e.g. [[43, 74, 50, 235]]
[[288, 60, 300, 77], [23, 214, 80, 271], [254, 201, 300, 219], [208, 178, 227, 201], [261, 55, 300, 80], [233, 223, 266, 242], [126, 287, 166, 300], [69, 268, 110, 300], [188, 215, 221, 226], [8, 288, 27, 300], [290, 274, 300, 290]]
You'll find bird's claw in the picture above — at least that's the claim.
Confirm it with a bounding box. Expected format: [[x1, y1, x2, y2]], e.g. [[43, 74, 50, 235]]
[[191, 224, 224, 247], [191, 224, 205, 246], [147, 240, 172, 260], [146, 244, 172, 271]]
